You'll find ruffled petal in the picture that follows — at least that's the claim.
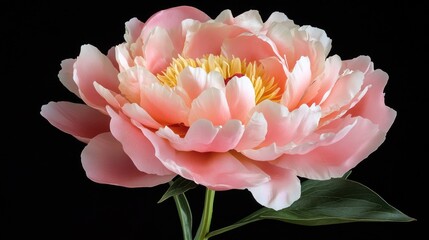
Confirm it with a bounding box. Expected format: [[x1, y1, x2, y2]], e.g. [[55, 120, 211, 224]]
[[273, 116, 386, 180], [235, 112, 267, 151], [281, 56, 312, 110], [157, 119, 244, 152], [107, 107, 172, 175], [124, 17, 144, 44], [143, 128, 270, 190], [81, 132, 175, 187], [40, 101, 109, 143], [248, 163, 300, 210], [189, 87, 230, 126], [73, 44, 119, 109], [140, 83, 190, 125], [121, 103, 162, 129], [233, 10, 264, 33], [58, 59, 80, 97], [177, 67, 225, 100], [142, 6, 210, 53], [143, 27, 177, 74]]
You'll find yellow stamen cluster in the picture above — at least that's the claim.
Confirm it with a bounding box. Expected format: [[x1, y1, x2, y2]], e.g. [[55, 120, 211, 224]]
[[157, 54, 281, 103]]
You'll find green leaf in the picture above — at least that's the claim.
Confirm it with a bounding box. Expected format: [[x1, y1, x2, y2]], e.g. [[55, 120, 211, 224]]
[[261, 178, 416, 226], [158, 177, 198, 203], [206, 178, 415, 238], [173, 191, 193, 240]]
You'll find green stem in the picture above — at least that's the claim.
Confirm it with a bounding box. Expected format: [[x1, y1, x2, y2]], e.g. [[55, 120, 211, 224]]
[[194, 188, 216, 240]]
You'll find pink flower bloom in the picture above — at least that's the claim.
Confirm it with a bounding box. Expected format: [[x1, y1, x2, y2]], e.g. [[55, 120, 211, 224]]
[[41, 6, 396, 210]]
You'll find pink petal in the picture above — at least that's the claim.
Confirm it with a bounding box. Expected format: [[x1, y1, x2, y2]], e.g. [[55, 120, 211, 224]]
[[142, 128, 269, 190], [255, 101, 321, 146], [349, 69, 396, 132], [118, 66, 159, 103], [183, 22, 245, 58], [226, 76, 255, 123], [107, 46, 119, 70], [233, 10, 264, 33], [143, 27, 177, 74], [115, 43, 134, 71], [40, 101, 110, 143], [235, 112, 268, 151], [189, 87, 230, 126], [140, 83, 190, 125], [142, 6, 210, 53], [248, 163, 300, 210], [124, 17, 145, 44], [157, 119, 244, 152], [221, 34, 279, 62], [300, 55, 342, 105], [258, 57, 287, 93], [281, 56, 312, 110], [58, 59, 79, 97], [263, 12, 292, 30], [342, 55, 373, 74], [81, 132, 175, 187], [121, 103, 162, 129], [299, 25, 332, 56], [107, 107, 172, 175], [177, 67, 226, 100], [320, 71, 364, 116], [74, 44, 119, 109], [214, 10, 234, 24], [274, 116, 386, 180], [94, 82, 128, 111]]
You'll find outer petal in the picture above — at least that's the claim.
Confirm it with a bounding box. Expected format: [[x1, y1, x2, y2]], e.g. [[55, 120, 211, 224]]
[[142, 128, 269, 190], [73, 44, 119, 109], [124, 17, 145, 44], [142, 6, 210, 53], [40, 101, 109, 143], [274, 116, 386, 180], [107, 107, 172, 175], [248, 163, 300, 210], [226, 76, 255, 123], [189, 88, 231, 126], [157, 119, 244, 152], [121, 103, 162, 129], [58, 59, 79, 97], [81, 132, 175, 187], [254, 101, 321, 146]]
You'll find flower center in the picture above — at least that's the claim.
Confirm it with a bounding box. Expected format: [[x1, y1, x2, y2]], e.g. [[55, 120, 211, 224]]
[[157, 54, 281, 103]]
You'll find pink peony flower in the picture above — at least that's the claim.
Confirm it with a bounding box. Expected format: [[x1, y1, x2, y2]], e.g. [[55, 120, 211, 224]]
[[41, 6, 396, 210]]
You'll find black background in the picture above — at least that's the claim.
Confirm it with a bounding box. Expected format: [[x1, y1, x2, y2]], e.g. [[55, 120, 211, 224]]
[[4, 0, 425, 239]]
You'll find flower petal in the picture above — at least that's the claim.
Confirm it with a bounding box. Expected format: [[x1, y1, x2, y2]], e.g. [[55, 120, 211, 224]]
[[183, 22, 245, 58], [140, 83, 190, 125], [274, 116, 386, 180], [107, 107, 172, 175], [255, 101, 321, 146], [73, 44, 119, 109], [189, 87, 230, 126], [121, 103, 162, 129], [124, 17, 144, 44], [40, 101, 109, 143], [248, 163, 300, 210], [281, 56, 312, 110], [58, 59, 79, 97], [157, 119, 244, 152], [221, 33, 279, 62], [235, 112, 268, 151], [177, 67, 208, 100], [143, 128, 269, 190], [320, 71, 364, 116], [226, 76, 255, 123], [142, 6, 210, 53], [143, 27, 177, 74], [234, 10, 264, 33], [81, 132, 174, 187], [118, 66, 159, 103]]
